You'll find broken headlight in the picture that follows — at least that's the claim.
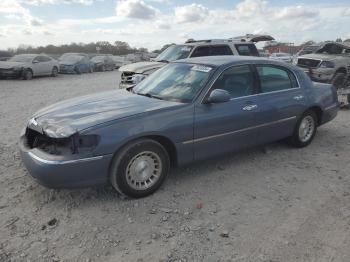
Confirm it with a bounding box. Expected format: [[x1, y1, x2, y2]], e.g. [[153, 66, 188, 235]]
[[131, 74, 146, 85], [319, 61, 335, 68]]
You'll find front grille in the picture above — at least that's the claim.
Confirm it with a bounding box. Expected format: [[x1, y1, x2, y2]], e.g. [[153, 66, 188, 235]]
[[297, 58, 321, 68], [121, 71, 135, 85]]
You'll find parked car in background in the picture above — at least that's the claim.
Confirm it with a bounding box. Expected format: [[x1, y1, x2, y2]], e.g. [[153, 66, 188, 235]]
[[111, 55, 131, 69], [0, 54, 59, 80], [20, 56, 339, 198], [295, 42, 350, 105], [59, 53, 93, 74], [118, 34, 274, 88], [269, 52, 293, 63], [91, 55, 115, 72]]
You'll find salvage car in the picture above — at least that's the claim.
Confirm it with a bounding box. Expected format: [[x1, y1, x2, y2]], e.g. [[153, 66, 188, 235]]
[[91, 55, 115, 72], [20, 56, 339, 198], [295, 42, 350, 105], [0, 54, 59, 80], [118, 34, 274, 88], [59, 53, 93, 74]]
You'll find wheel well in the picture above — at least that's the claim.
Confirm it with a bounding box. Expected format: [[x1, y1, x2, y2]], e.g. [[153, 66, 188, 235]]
[[144, 135, 178, 167], [308, 106, 322, 125], [335, 67, 347, 75]]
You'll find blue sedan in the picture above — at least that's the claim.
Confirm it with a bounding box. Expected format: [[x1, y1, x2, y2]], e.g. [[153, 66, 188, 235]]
[[20, 56, 339, 198]]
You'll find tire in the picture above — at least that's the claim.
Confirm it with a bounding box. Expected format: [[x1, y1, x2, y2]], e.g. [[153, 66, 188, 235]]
[[288, 110, 317, 148], [51, 66, 58, 77], [110, 139, 170, 198], [22, 69, 33, 80], [74, 66, 81, 75]]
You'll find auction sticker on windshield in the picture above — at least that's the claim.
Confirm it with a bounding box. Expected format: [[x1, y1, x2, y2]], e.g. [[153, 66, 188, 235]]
[[191, 65, 212, 73]]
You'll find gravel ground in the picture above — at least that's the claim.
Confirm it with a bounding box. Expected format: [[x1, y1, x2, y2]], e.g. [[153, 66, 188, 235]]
[[0, 72, 350, 262]]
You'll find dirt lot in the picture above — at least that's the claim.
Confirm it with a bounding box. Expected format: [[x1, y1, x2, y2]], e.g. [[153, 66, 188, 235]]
[[0, 72, 350, 262]]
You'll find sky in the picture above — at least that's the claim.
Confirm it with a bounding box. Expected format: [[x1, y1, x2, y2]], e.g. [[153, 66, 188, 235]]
[[0, 0, 350, 51]]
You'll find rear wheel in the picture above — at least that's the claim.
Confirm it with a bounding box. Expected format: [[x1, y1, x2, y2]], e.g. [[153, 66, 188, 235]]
[[22, 69, 33, 80], [288, 110, 317, 148], [110, 139, 170, 198]]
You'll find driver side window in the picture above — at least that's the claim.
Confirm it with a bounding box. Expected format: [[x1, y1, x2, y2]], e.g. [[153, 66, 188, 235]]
[[211, 65, 254, 99]]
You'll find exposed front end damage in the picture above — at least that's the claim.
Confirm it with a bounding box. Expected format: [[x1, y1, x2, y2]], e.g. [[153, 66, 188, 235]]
[[20, 125, 111, 188]]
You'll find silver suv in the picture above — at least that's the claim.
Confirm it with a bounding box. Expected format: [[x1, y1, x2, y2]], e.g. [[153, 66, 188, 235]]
[[118, 34, 274, 88]]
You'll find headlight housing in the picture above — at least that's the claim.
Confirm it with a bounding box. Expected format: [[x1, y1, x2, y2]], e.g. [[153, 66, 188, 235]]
[[319, 61, 335, 68], [131, 74, 146, 85]]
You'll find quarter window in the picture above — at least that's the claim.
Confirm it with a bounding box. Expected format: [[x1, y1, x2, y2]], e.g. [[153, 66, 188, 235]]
[[211, 65, 254, 98], [256, 65, 298, 93], [235, 44, 259, 56]]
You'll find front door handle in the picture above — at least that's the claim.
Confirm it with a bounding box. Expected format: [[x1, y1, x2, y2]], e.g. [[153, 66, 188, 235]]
[[242, 104, 258, 111], [293, 95, 304, 100]]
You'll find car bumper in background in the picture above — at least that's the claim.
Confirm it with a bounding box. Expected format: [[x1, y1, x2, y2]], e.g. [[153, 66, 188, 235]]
[[301, 68, 333, 83], [19, 138, 112, 188], [0, 69, 22, 78]]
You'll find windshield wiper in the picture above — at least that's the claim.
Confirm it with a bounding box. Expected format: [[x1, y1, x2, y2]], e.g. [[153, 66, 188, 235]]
[[155, 59, 169, 63], [136, 92, 163, 100]]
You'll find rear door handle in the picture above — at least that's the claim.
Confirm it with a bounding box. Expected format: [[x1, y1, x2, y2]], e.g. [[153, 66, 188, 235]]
[[293, 95, 304, 100], [242, 104, 258, 111]]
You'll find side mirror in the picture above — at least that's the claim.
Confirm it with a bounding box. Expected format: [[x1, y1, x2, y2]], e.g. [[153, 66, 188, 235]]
[[206, 89, 231, 104], [32, 60, 39, 64]]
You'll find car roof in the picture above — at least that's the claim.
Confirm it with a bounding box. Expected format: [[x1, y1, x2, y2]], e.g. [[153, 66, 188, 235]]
[[174, 56, 299, 72], [183, 40, 256, 47], [175, 55, 269, 67], [15, 54, 37, 57]]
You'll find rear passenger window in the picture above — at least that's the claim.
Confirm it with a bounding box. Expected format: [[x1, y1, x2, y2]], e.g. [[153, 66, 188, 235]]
[[235, 44, 259, 56], [256, 65, 298, 93], [211, 45, 233, 56], [191, 46, 211, 57], [211, 65, 254, 98]]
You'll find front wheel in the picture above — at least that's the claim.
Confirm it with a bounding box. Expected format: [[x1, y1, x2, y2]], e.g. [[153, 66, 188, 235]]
[[110, 139, 170, 198], [22, 69, 33, 80], [51, 66, 58, 77], [288, 110, 317, 148]]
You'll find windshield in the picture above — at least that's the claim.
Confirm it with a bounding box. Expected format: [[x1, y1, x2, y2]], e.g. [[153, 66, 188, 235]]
[[155, 45, 193, 62], [316, 43, 348, 55], [61, 55, 83, 63], [9, 55, 34, 63], [133, 63, 212, 103], [91, 56, 105, 62]]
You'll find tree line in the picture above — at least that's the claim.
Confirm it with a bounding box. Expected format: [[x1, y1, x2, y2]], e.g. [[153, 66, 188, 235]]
[[3, 41, 172, 56]]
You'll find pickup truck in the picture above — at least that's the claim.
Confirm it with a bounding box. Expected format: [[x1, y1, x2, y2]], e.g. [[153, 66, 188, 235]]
[[295, 42, 350, 106]]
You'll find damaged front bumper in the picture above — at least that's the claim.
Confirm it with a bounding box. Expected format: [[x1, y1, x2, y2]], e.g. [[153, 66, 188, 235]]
[[19, 129, 112, 188], [301, 67, 334, 83]]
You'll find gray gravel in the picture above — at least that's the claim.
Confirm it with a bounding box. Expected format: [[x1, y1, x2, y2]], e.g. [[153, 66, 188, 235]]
[[1, 72, 350, 262]]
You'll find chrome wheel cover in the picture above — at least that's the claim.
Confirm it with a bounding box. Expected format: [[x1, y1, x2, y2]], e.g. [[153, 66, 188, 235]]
[[298, 115, 315, 143], [126, 151, 162, 190]]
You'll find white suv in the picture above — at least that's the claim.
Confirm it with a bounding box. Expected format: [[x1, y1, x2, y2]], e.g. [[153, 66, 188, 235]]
[[119, 34, 274, 88]]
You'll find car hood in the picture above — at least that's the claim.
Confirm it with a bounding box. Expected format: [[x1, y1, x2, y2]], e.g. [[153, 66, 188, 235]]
[[299, 54, 338, 61], [30, 90, 182, 138], [119, 61, 166, 74], [0, 61, 26, 69]]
